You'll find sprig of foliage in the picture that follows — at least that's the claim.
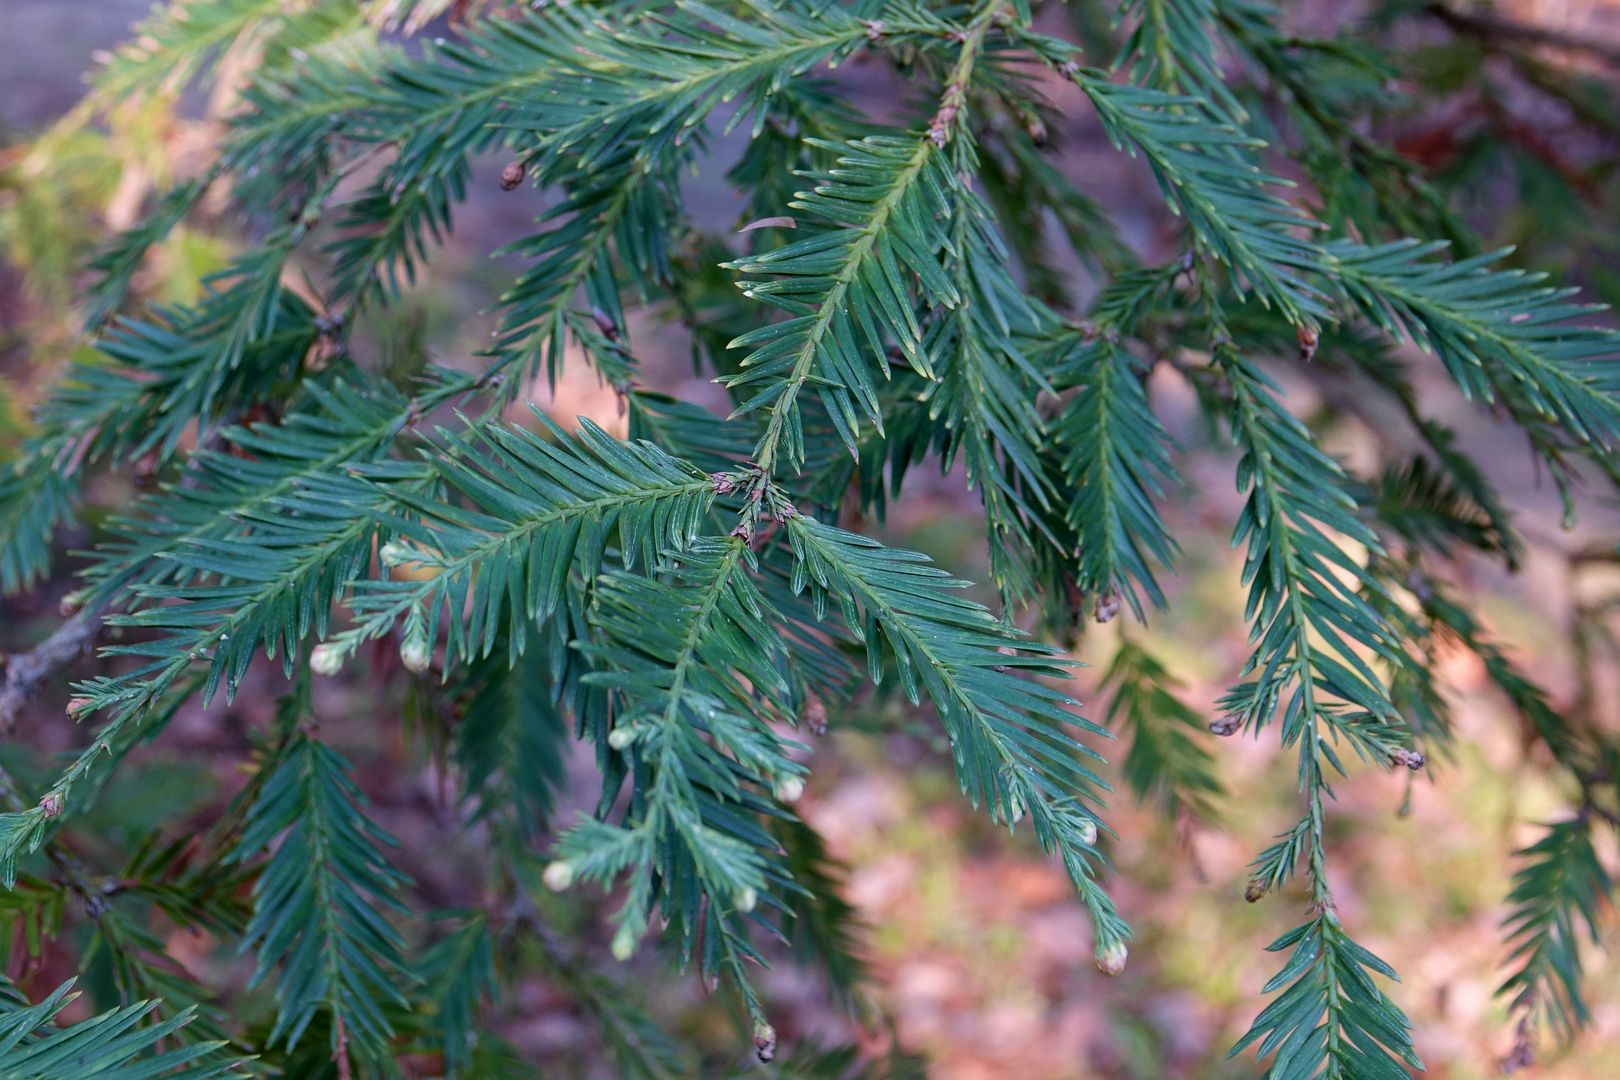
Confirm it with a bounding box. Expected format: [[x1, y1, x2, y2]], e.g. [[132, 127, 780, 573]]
[[1230, 912, 1422, 1078], [230, 732, 414, 1065], [784, 514, 1126, 949], [0, 978, 250, 1078], [1099, 641, 1221, 820], [1498, 819, 1613, 1042]]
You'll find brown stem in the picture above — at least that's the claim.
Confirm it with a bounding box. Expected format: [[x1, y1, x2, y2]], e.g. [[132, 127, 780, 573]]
[[334, 1011, 353, 1080], [0, 611, 103, 734]]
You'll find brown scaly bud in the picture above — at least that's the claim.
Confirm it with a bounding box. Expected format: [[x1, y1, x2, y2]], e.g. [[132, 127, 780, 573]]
[[1095, 590, 1121, 624], [66, 697, 94, 719], [590, 305, 620, 341], [39, 793, 63, 819], [1501, 1020, 1535, 1073], [499, 161, 526, 191], [1026, 116, 1048, 147], [752, 1021, 778, 1063], [1244, 879, 1269, 903], [1296, 323, 1320, 363], [59, 590, 87, 617], [1404, 569, 1435, 603], [133, 450, 160, 488], [805, 695, 827, 736], [1209, 713, 1242, 737], [1390, 747, 1426, 771], [1094, 941, 1128, 977]]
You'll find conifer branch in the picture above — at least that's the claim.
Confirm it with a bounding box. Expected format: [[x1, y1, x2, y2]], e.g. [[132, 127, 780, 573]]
[[784, 515, 1127, 948], [5, 1, 1620, 1069]]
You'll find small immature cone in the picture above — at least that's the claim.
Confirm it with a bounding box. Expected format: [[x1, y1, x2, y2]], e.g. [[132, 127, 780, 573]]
[[1076, 817, 1098, 846], [542, 860, 574, 892], [772, 776, 804, 804], [737, 887, 758, 913], [66, 696, 94, 719], [310, 643, 344, 676], [377, 540, 414, 568], [1296, 323, 1320, 363], [1094, 941, 1128, 977], [805, 695, 827, 736], [1208, 712, 1242, 737], [399, 636, 431, 674], [1245, 879, 1268, 903], [499, 161, 525, 190], [1095, 590, 1121, 624], [752, 1021, 778, 1063], [39, 792, 63, 819], [610, 925, 636, 962]]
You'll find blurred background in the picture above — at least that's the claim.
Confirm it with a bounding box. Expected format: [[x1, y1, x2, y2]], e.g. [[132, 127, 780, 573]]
[[6, 2, 1620, 1077]]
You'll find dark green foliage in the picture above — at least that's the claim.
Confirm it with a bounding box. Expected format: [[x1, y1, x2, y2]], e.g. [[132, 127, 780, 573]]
[[1231, 913, 1422, 1078], [0, 979, 251, 1078], [1499, 819, 1612, 1041], [232, 733, 413, 1061], [1, 0, 1618, 1074], [1056, 336, 1179, 618], [1099, 641, 1220, 820]]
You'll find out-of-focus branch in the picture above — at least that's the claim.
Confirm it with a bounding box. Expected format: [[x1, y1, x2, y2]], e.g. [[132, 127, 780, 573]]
[[1427, 2, 1620, 69], [0, 611, 102, 733]]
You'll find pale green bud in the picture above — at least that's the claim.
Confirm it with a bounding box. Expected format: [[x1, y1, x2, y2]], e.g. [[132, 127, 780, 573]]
[[310, 643, 344, 676], [542, 860, 574, 892], [378, 540, 414, 568], [400, 634, 431, 673], [752, 1021, 777, 1063]]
